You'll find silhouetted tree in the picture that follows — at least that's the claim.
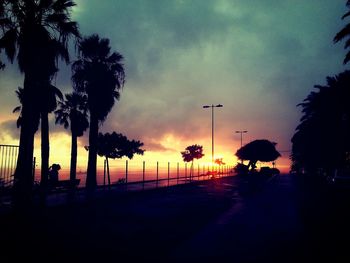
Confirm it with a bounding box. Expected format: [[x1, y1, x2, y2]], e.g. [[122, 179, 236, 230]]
[[0, 0, 79, 207], [72, 34, 126, 190], [181, 145, 204, 180], [94, 132, 144, 185], [215, 158, 225, 166], [236, 140, 281, 171], [40, 83, 63, 188], [0, 2, 5, 70], [233, 163, 249, 175], [0, 49, 4, 69], [13, 85, 63, 189], [55, 92, 89, 186], [13, 87, 25, 128], [215, 158, 226, 176], [291, 71, 350, 175], [334, 0, 350, 64]]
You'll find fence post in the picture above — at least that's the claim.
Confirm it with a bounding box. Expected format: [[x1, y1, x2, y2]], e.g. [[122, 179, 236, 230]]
[[107, 158, 111, 189], [103, 159, 106, 186], [143, 161, 145, 190], [156, 161, 159, 188], [168, 162, 170, 187], [4, 147, 9, 180], [197, 164, 200, 180], [125, 160, 128, 190], [177, 162, 179, 185]]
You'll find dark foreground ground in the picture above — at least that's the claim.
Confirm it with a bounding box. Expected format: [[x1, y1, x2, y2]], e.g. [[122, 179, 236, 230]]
[[1, 174, 350, 263]]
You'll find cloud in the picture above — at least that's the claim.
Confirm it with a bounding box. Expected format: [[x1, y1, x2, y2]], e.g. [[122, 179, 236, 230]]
[[144, 142, 176, 153], [0, 0, 348, 169], [0, 119, 19, 141]]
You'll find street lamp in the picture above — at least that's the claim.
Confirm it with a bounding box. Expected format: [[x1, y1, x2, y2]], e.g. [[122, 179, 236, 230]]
[[235, 130, 248, 148], [235, 130, 247, 163], [203, 104, 223, 168]]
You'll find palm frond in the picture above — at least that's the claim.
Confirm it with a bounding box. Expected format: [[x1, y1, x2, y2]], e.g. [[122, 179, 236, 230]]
[[0, 17, 13, 28], [16, 116, 22, 128], [345, 38, 350, 49], [0, 28, 17, 62], [334, 24, 350, 43], [342, 11, 350, 19], [344, 51, 350, 64], [52, 0, 76, 13], [12, 106, 21, 113], [39, 0, 54, 10]]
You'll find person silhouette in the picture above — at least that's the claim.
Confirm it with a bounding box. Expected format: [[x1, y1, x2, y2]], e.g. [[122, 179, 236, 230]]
[[49, 163, 61, 186]]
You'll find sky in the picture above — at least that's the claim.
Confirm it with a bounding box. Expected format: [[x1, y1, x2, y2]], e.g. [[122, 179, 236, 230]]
[[0, 0, 349, 174]]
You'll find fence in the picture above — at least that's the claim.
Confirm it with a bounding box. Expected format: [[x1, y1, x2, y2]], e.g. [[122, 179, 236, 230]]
[[0, 144, 19, 188], [1, 144, 235, 192], [96, 159, 234, 191]]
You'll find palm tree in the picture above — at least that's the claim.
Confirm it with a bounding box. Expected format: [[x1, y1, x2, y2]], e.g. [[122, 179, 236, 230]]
[[0, 1, 5, 70], [12, 79, 65, 199], [13, 84, 64, 190], [334, 0, 350, 64], [181, 145, 204, 181], [55, 92, 89, 186], [291, 71, 350, 175], [0, 0, 79, 206], [40, 82, 64, 188], [72, 34, 126, 189], [12, 87, 26, 129]]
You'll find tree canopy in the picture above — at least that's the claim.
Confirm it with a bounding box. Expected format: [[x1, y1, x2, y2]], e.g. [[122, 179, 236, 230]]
[[72, 34, 126, 189], [181, 144, 204, 163], [0, 0, 79, 206], [96, 132, 145, 160], [334, 0, 350, 64], [291, 70, 350, 175], [236, 139, 281, 170]]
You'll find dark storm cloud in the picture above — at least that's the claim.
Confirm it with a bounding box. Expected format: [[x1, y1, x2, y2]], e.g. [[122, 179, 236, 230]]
[[74, 0, 235, 79], [0, 0, 348, 161], [0, 119, 19, 141]]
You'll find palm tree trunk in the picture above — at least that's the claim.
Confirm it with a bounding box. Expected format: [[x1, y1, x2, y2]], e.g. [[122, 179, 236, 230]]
[[13, 77, 39, 209], [13, 115, 36, 209], [70, 130, 78, 183], [86, 113, 98, 189], [191, 161, 194, 181], [106, 157, 111, 188], [40, 112, 50, 188]]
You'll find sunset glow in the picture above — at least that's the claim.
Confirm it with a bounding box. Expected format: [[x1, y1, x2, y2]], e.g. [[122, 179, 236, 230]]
[[0, 0, 346, 182]]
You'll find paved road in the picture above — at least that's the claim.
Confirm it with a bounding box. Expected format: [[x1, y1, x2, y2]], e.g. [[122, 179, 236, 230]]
[[1, 174, 350, 262]]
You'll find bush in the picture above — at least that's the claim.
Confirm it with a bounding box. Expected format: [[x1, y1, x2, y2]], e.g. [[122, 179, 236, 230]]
[[234, 163, 249, 175], [260, 167, 280, 176]]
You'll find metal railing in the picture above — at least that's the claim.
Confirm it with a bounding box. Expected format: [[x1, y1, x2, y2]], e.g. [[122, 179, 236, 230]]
[[0, 144, 19, 188], [0, 144, 235, 194], [99, 160, 234, 192]]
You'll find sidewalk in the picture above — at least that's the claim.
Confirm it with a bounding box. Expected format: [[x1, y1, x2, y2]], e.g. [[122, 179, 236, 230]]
[[1, 174, 349, 263]]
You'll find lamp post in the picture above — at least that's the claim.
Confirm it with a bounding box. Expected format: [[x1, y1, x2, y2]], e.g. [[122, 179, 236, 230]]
[[235, 130, 247, 148], [235, 130, 247, 163], [203, 104, 223, 168]]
